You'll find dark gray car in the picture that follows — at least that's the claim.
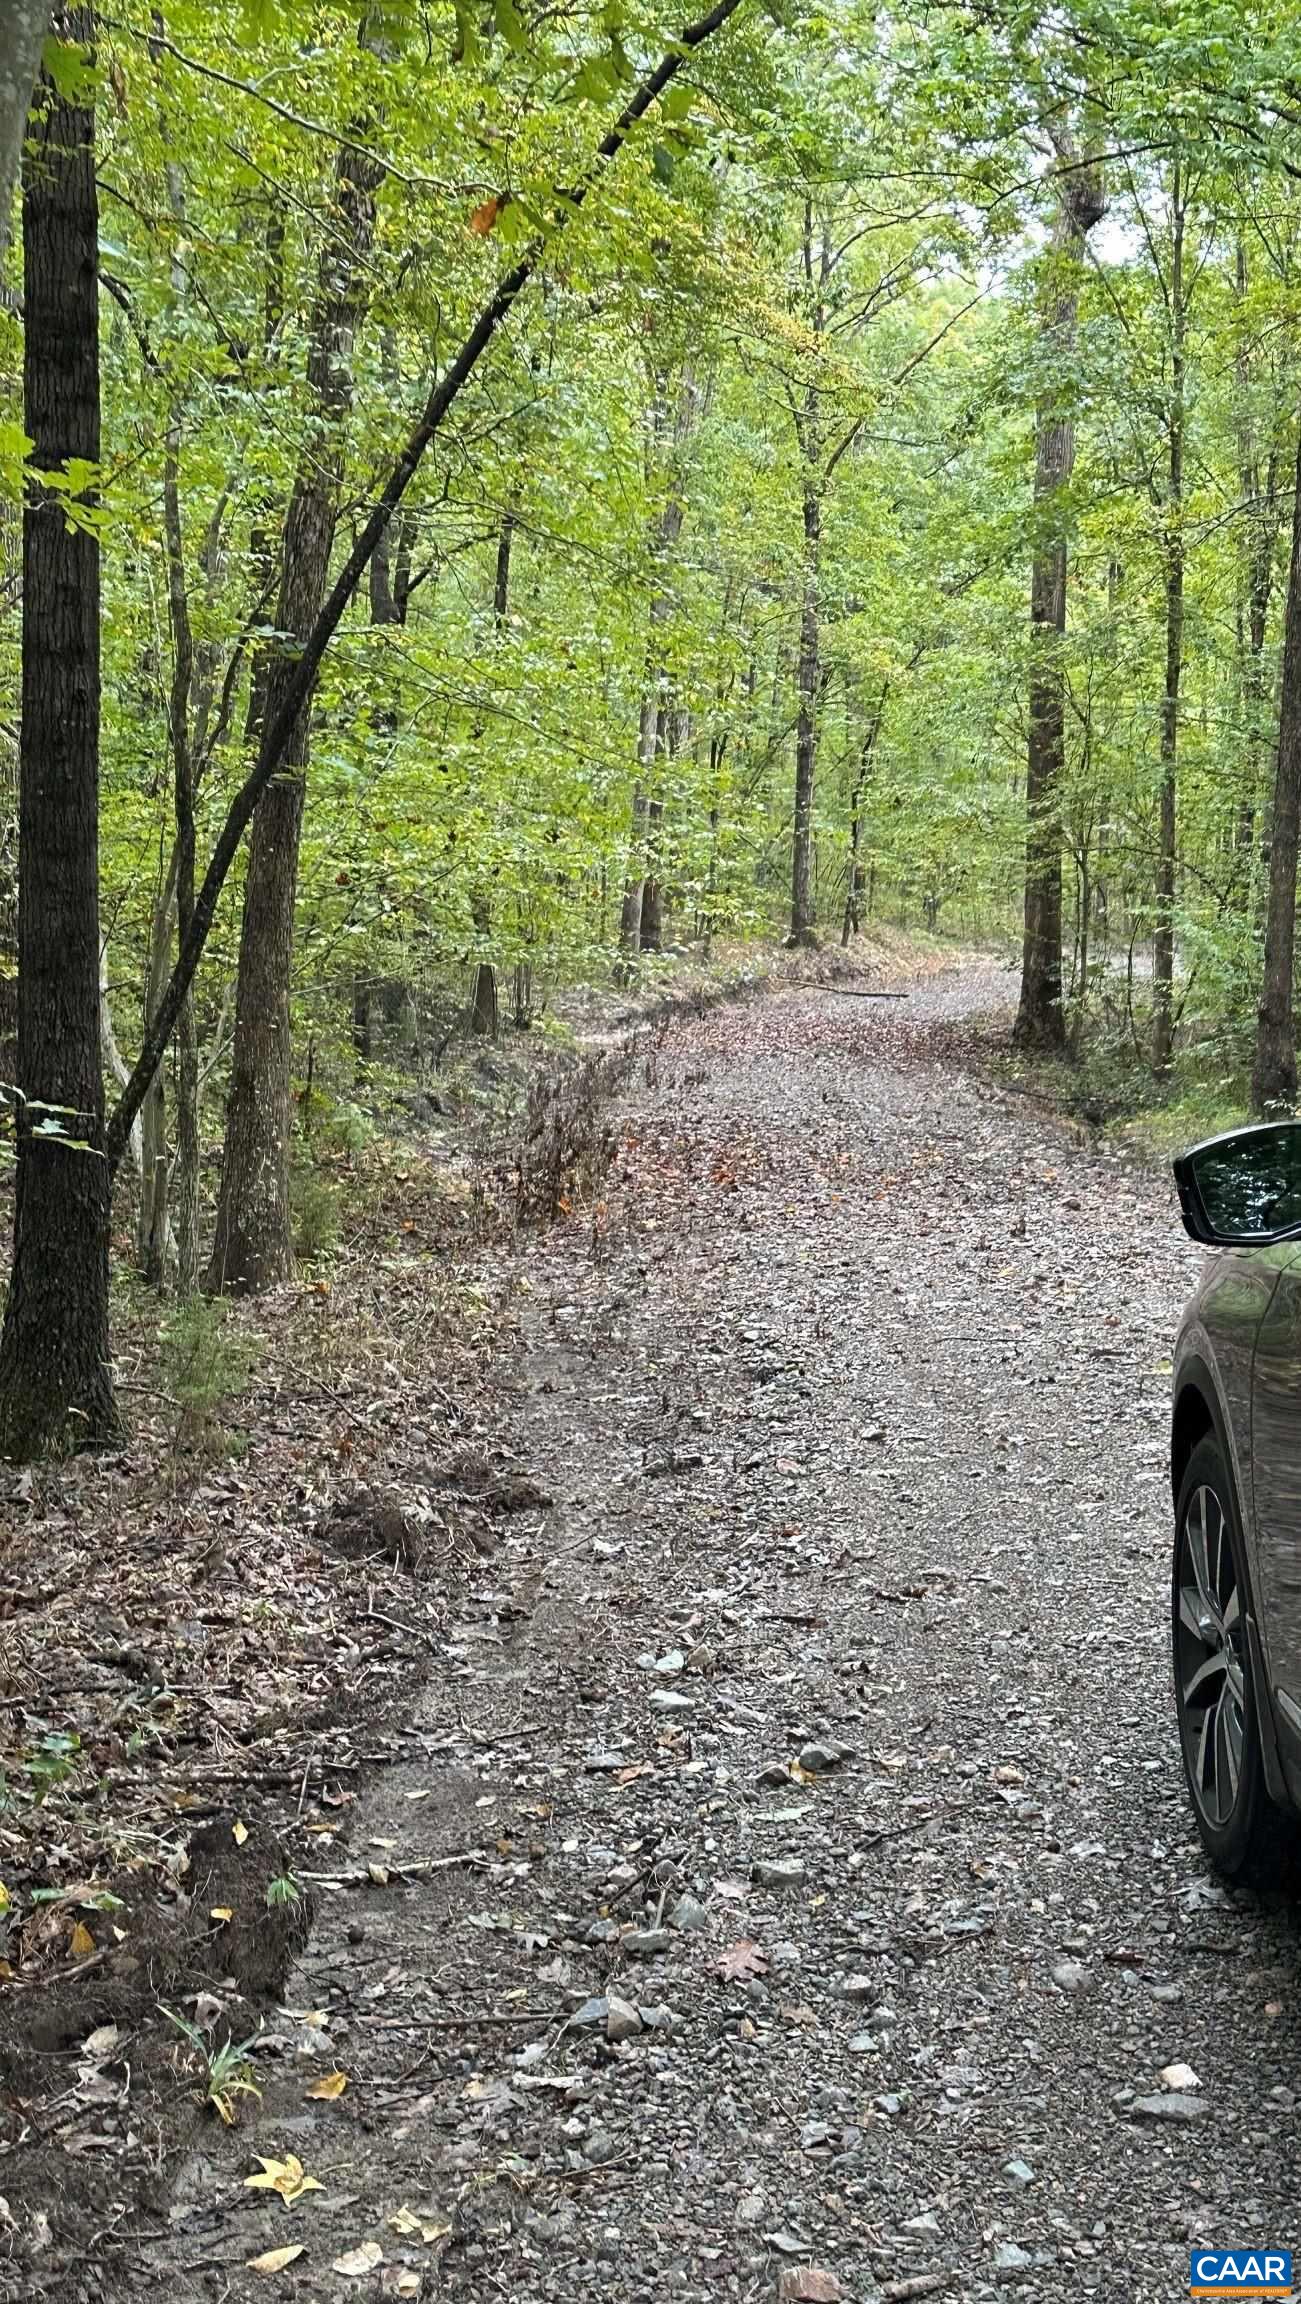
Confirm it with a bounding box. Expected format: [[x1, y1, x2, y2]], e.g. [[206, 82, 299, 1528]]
[[1172, 1122, 1301, 1878]]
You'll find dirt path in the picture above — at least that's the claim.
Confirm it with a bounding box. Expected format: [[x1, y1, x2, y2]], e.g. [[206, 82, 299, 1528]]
[[108, 963, 1301, 2303]]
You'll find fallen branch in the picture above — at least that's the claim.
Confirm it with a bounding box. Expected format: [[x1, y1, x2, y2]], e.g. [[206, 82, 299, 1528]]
[[828, 986, 908, 999], [298, 1850, 491, 1885]]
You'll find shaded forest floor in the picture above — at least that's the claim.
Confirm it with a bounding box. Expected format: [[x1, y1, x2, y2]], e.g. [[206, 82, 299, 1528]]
[[9, 947, 1297, 2304]]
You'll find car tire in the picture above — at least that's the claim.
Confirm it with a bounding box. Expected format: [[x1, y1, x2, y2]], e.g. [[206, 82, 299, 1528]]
[[1172, 1434, 1294, 1885]]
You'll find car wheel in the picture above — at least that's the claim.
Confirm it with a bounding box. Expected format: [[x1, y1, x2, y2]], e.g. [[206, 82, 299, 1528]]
[[1172, 1434, 1292, 1883]]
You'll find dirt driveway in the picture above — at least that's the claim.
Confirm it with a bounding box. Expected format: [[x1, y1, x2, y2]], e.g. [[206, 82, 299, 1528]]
[[96, 964, 1301, 2301]]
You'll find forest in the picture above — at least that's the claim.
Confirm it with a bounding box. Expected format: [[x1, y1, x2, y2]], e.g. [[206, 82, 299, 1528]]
[[5, 0, 1301, 1460]]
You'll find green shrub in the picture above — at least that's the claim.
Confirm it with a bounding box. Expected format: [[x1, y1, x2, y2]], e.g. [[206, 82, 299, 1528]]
[[160, 1295, 257, 1457], [290, 1156, 342, 1262]]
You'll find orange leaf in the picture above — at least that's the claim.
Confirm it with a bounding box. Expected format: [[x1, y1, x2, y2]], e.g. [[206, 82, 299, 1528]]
[[469, 196, 500, 236], [305, 2070, 348, 2101]]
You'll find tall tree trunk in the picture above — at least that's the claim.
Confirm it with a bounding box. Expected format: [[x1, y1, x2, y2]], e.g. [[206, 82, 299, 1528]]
[[0, 11, 119, 1458], [621, 365, 697, 955], [1234, 243, 1280, 918], [206, 114, 381, 1293], [138, 847, 178, 1284], [842, 682, 887, 945], [618, 698, 656, 958], [1014, 147, 1105, 1051], [1152, 161, 1187, 1076], [468, 501, 516, 1032], [641, 792, 665, 951], [789, 464, 821, 945], [0, 0, 49, 283], [1252, 421, 1301, 1113]]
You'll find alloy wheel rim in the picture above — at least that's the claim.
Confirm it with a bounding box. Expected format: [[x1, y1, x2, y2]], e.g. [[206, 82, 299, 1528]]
[[1176, 1484, 1246, 1829]]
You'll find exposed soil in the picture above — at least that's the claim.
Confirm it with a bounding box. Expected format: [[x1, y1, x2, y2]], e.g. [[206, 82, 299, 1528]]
[[10, 958, 1299, 2304]]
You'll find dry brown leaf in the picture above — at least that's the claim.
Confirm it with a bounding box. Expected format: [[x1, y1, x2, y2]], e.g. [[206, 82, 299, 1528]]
[[469, 196, 500, 236], [232, 1817, 249, 1846], [69, 1920, 95, 1959], [245, 2153, 324, 2206], [305, 2070, 348, 2101], [246, 2244, 306, 2276], [717, 1937, 768, 1981], [332, 2240, 383, 2276], [209, 1905, 234, 1924]]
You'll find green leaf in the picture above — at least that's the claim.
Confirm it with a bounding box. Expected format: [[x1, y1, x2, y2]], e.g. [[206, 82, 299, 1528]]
[[496, 0, 527, 52], [41, 31, 96, 104]]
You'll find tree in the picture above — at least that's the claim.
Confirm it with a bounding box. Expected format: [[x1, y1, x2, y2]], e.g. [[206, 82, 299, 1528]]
[[0, 0, 750, 1457], [0, 9, 118, 1457], [205, 94, 383, 1294], [1252, 415, 1301, 1112], [1151, 154, 1191, 1075], [0, 0, 49, 280], [1014, 139, 1105, 1051]]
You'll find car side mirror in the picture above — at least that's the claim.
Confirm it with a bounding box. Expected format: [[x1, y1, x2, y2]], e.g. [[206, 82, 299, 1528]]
[[1174, 1123, 1301, 1246]]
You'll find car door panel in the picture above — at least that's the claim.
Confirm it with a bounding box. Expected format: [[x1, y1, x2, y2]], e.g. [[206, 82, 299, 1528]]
[[1248, 1247, 1301, 1719]]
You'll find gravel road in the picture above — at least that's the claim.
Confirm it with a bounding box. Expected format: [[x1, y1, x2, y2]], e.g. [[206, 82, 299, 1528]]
[[137, 963, 1301, 2304]]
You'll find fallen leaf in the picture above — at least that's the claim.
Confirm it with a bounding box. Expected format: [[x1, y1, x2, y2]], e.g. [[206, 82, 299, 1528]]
[[469, 195, 500, 235], [390, 2206, 451, 2245], [717, 1938, 768, 1981], [209, 1905, 234, 1925], [69, 1921, 95, 1958], [232, 1818, 249, 1846], [246, 2245, 306, 2276], [367, 1863, 390, 1887], [332, 2241, 383, 2276], [82, 2025, 120, 2060], [245, 2154, 324, 2206], [305, 2070, 348, 2101]]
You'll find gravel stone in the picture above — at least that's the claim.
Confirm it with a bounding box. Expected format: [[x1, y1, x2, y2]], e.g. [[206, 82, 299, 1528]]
[[752, 1860, 806, 1889], [1128, 2092, 1209, 2124], [605, 1996, 642, 2042]]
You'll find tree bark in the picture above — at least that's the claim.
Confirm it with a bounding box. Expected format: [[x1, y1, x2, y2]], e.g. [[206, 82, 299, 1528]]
[[842, 683, 887, 944], [1252, 419, 1301, 1113], [206, 114, 382, 1293], [621, 366, 696, 955], [468, 501, 516, 1032], [1234, 242, 1280, 915], [789, 462, 821, 946], [0, 0, 49, 283], [0, 9, 119, 1458], [1152, 159, 1186, 1076], [1014, 147, 1105, 1051]]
